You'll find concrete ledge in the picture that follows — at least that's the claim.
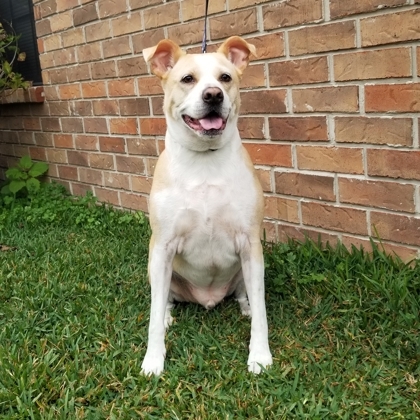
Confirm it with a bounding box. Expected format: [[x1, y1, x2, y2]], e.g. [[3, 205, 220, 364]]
[[0, 86, 45, 105]]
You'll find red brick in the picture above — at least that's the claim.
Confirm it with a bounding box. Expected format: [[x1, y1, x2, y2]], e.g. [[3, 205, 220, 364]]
[[46, 148, 67, 164], [263, 0, 322, 30], [67, 64, 91, 82], [275, 172, 335, 201], [34, 132, 54, 147], [93, 100, 119, 116], [79, 167, 103, 186], [108, 79, 136, 97], [91, 61, 116, 79], [371, 212, 420, 247], [182, 0, 225, 21], [230, 0, 273, 8], [361, 9, 420, 47], [130, 0, 161, 9], [116, 155, 145, 174], [334, 48, 411, 81], [144, 3, 180, 29], [269, 57, 328, 86], [297, 146, 364, 174], [59, 84, 82, 100], [58, 165, 78, 181], [81, 81, 107, 99], [73, 3, 98, 26], [132, 29, 165, 54], [117, 56, 148, 77], [54, 134, 74, 149], [75, 135, 98, 151], [126, 138, 158, 156], [71, 182, 93, 197], [112, 12, 143, 36], [248, 33, 285, 61], [89, 153, 114, 170], [243, 143, 292, 167], [68, 151, 89, 167], [84, 118, 108, 134], [330, 0, 406, 19], [85, 21, 111, 43], [302, 202, 367, 235], [365, 83, 420, 113], [131, 175, 153, 194], [62, 28, 85, 47], [241, 64, 266, 89], [120, 192, 148, 212], [210, 9, 258, 40], [138, 77, 163, 95], [104, 172, 130, 190], [29, 147, 47, 162], [98, 0, 128, 18], [293, 86, 358, 113], [94, 187, 120, 207], [289, 21, 356, 56], [48, 102, 70, 116], [264, 196, 299, 222], [77, 43, 102, 63], [102, 36, 132, 59], [61, 117, 84, 133], [367, 149, 420, 181], [269, 117, 328, 141], [241, 90, 287, 114], [49, 10, 72, 32], [168, 21, 204, 46], [140, 118, 166, 136], [41, 118, 61, 132], [110, 118, 138, 135], [99, 136, 126, 153], [23, 118, 41, 131], [119, 98, 150, 116], [339, 178, 415, 213], [238, 117, 265, 140], [335, 117, 413, 146]]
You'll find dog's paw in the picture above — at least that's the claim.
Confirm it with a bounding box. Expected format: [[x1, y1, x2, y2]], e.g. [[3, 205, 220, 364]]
[[141, 353, 165, 376], [247, 349, 273, 374], [236, 297, 252, 317], [164, 313, 173, 329]]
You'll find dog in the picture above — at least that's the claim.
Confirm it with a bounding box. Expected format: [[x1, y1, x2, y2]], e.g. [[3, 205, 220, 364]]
[[140, 36, 273, 375]]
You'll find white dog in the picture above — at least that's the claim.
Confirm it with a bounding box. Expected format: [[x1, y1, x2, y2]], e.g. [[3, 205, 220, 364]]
[[141, 36, 273, 375]]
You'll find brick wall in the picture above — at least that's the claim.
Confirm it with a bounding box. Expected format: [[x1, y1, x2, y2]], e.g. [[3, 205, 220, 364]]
[[1, 0, 420, 259]]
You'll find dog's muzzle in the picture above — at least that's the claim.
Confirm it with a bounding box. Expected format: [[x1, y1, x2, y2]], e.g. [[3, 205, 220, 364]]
[[182, 87, 228, 136]]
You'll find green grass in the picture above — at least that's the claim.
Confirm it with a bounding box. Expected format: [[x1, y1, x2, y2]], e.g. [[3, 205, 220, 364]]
[[0, 183, 419, 419]]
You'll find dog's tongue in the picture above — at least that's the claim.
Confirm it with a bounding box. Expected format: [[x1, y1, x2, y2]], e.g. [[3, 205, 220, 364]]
[[199, 115, 224, 130]]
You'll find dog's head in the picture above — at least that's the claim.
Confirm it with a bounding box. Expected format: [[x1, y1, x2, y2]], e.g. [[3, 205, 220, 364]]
[[143, 37, 255, 151]]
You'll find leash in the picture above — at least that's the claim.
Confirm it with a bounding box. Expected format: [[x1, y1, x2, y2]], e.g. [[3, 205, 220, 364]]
[[201, 0, 210, 53]]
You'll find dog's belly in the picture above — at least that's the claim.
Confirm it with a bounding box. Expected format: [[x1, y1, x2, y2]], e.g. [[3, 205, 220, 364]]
[[170, 207, 243, 308]]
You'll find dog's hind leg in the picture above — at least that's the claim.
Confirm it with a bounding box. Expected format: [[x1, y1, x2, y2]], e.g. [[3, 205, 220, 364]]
[[164, 292, 175, 328], [234, 272, 252, 317]]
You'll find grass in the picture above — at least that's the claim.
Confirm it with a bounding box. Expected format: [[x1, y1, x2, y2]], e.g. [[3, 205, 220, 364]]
[[0, 183, 419, 419]]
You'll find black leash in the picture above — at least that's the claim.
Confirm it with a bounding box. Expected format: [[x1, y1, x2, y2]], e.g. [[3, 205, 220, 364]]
[[201, 0, 210, 53]]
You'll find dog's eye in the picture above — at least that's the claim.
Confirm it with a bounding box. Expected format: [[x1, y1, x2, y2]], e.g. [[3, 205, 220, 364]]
[[219, 73, 232, 83], [181, 75, 194, 84]]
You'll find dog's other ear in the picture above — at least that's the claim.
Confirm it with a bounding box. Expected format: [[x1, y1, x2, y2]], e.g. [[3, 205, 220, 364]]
[[143, 39, 185, 78], [217, 36, 256, 73]]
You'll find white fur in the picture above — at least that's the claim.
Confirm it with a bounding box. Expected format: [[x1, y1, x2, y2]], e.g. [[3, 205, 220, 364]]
[[141, 38, 272, 375]]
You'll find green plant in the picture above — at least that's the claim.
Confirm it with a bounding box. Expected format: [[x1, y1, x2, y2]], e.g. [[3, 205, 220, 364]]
[[0, 20, 29, 94], [1, 155, 48, 205]]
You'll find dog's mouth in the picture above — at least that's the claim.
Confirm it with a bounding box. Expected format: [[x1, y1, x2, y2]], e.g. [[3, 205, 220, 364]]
[[182, 111, 227, 135]]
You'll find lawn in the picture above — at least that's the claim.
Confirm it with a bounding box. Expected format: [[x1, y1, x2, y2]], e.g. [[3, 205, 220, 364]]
[[0, 183, 419, 419]]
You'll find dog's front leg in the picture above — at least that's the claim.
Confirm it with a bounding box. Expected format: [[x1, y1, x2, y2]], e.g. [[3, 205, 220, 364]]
[[141, 241, 176, 376], [240, 239, 273, 374]]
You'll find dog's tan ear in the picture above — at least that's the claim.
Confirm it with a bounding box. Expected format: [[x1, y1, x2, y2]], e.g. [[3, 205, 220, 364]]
[[143, 39, 185, 78], [217, 36, 256, 73]]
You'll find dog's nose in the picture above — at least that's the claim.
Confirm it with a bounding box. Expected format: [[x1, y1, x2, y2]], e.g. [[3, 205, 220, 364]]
[[202, 87, 224, 105]]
